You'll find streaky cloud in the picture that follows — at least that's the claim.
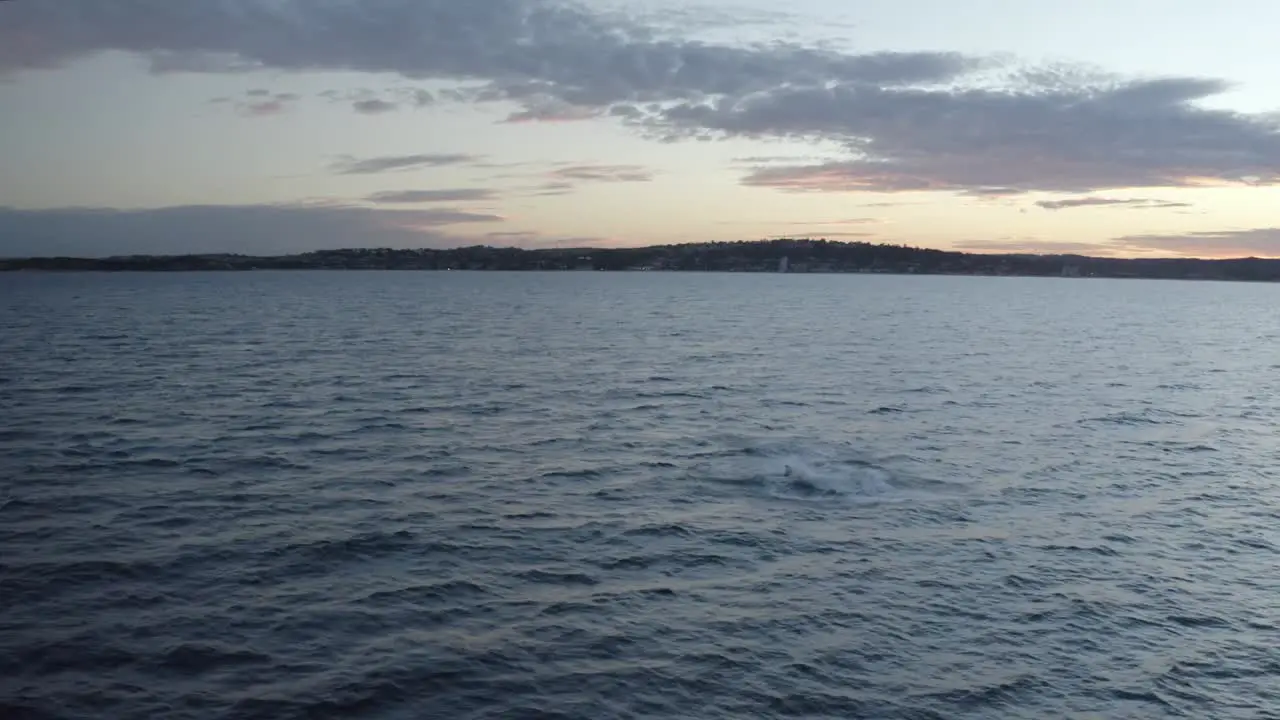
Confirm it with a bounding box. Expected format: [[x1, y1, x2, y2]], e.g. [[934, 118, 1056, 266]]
[[366, 189, 498, 203], [954, 239, 1120, 256], [1115, 228, 1280, 258], [331, 153, 481, 175], [550, 164, 653, 183], [1036, 196, 1193, 210], [0, 204, 501, 258]]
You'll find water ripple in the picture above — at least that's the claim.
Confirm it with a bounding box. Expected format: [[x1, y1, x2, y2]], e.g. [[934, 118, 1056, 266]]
[[3, 271, 1280, 719]]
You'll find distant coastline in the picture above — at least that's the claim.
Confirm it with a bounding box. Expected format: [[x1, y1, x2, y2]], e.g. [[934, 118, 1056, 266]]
[[4, 239, 1279, 282]]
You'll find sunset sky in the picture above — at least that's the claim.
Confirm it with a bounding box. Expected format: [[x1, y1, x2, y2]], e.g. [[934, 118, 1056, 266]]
[[2, 0, 1279, 258]]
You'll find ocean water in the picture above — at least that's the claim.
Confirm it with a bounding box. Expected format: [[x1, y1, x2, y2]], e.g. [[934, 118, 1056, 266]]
[[2, 270, 1279, 720]]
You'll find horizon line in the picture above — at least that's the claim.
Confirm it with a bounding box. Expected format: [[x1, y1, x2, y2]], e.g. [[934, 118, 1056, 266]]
[[2, 238, 1278, 263]]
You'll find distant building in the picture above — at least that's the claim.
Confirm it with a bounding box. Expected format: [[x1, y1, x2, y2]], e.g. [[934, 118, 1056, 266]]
[[778, 256, 789, 273], [1061, 264, 1081, 277]]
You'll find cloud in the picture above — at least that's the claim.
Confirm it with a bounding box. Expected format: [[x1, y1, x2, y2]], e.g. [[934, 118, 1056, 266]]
[[0, 0, 974, 103], [732, 155, 824, 165], [4, 0, 1279, 196], [366, 189, 498, 203], [0, 203, 503, 257], [1036, 197, 1194, 210], [684, 77, 1280, 194], [352, 99, 398, 115], [530, 181, 576, 196], [961, 187, 1024, 198], [953, 239, 1118, 256], [503, 99, 601, 124], [215, 89, 301, 117], [326, 87, 434, 114], [1114, 228, 1280, 258], [550, 164, 653, 183], [958, 228, 1280, 258], [330, 153, 481, 175], [242, 100, 287, 117]]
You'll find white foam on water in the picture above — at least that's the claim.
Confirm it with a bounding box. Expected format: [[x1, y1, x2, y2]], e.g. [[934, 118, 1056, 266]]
[[692, 439, 959, 505], [765, 453, 899, 502]]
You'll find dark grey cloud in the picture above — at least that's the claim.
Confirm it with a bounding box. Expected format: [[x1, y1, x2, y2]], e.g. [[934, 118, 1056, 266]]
[[216, 89, 301, 117], [366, 188, 498, 203], [0, 204, 502, 257], [330, 153, 481, 175], [322, 87, 434, 113], [679, 77, 1280, 194], [1114, 228, 1280, 257], [0, 0, 974, 106], [503, 99, 600, 123], [4, 0, 1278, 196], [353, 99, 398, 115], [241, 100, 287, 117], [550, 164, 653, 183], [1036, 197, 1194, 210]]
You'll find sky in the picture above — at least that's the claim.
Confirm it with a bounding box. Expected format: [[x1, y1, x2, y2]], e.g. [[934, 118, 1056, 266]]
[[2, 0, 1279, 258]]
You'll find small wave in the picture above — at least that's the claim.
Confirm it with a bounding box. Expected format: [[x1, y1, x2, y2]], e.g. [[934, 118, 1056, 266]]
[[1235, 537, 1276, 552], [231, 455, 311, 471], [502, 510, 558, 520], [1080, 408, 1204, 426], [0, 429, 40, 442], [278, 530, 420, 565], [596, 551, 732, 572], [1040, 544, 1121, 557], [1167, 613, 1232, 629], [901, 385, 951, 394], [633, 390, 708, 400], [516, 568, 599, 586], [623, 522, 694, 538], [0, 703, 58, 720], [694, 440, 956, 504], [159, 643, 272, 675], [924, 675, 1048, 709], [53, 384, 100, 394], [1111, 688, 1173, 707], [1003, 573, 1043, 589], [364, 580, 491, 605], [541, 468, 603, 480]]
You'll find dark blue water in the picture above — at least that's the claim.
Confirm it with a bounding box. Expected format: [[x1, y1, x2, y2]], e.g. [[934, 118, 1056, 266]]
[[3, 271, 1279, 719]]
